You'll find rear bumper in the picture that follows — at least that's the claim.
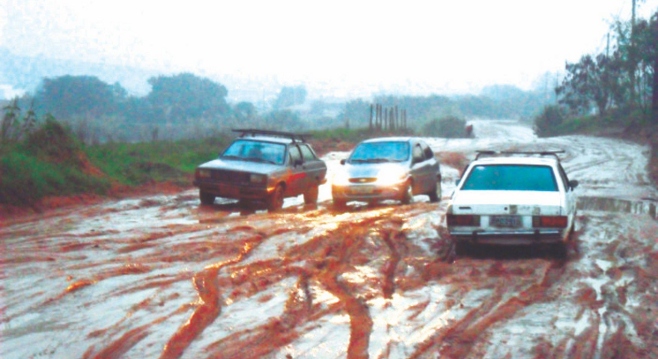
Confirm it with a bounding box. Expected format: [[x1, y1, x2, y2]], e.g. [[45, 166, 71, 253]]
[[449, 229, 566, 245]]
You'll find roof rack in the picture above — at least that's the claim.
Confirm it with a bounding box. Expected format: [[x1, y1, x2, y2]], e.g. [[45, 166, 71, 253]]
[[232, 129, 312, 143], [475, 150, 565, 160]]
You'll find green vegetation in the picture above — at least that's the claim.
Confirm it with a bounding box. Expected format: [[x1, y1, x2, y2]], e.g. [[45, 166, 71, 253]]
[[1, 117, 111, 205], [0, 102, 235, 206], [1, 105, 406, 206], [421, 115, 469, 138], [534, 11, 657, 137]]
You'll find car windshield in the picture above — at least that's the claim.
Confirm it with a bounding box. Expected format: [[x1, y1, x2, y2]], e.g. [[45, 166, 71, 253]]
[[461, 164, 558, 191], [349, 141, 409, 163], [221, 140, 286, 165]]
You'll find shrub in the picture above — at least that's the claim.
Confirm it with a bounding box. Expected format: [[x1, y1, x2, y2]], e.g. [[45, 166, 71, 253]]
[[534, 105, 565, 137], [422, 116, 468, 138]]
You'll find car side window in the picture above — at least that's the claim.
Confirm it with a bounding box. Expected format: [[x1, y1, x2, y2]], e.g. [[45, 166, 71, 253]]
[[289, 145, 302, 165], [557, 164, 570, 190], [299, 144, 317, 162], [413, 144, 424, 162], [421, 142, 434, 160]]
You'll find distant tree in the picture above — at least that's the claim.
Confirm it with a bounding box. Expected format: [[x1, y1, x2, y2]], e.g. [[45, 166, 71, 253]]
[[556, 53, 624, 117], [273, 86, 307, 109], [34, 75, 119, 119], [633, 11, 658, 120], [341, 99, 370, 128], [234, 101, 257, 120], [421, 115, 467, 138], [262, 110, 305, 131], [534, 105, 566, 137], [147, 73, 230, 123]]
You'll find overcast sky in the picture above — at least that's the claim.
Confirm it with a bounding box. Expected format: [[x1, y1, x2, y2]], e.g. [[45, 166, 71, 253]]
[[1, 0, 657, 98]]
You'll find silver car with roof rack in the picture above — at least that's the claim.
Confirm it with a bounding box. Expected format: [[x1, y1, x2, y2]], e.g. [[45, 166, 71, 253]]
[[447, 150, 578, 257], [193, 129, 327, 211]]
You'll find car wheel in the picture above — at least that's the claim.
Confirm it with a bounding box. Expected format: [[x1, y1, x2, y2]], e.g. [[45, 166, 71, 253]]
[[303, 185, 319, 204], [199, 191, 215, 205], [400, 180, 413, 205], [267, 185, 285, 212], [552, 242, 568, 259], [428, 180, 441, 203], [455, 241, 471, 256]]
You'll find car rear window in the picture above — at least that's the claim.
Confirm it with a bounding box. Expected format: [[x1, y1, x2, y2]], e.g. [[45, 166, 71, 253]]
[[461, 164, 558, 191]]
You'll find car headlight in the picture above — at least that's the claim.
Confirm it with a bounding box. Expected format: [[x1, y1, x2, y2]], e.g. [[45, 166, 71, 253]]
[[376, 168, 407, 186], [197, 168, 211, 178], [332, 171, 351, 186], [250, 174, 267, 184]]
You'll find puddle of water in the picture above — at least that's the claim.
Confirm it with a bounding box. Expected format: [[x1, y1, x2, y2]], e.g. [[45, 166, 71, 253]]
[[577, 196, 657, 219]]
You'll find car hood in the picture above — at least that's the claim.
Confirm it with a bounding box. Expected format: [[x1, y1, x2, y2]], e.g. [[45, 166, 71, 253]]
[[450, 190, 564, 215], [198, 158, 282, 175], [341, 162, 409, 178]]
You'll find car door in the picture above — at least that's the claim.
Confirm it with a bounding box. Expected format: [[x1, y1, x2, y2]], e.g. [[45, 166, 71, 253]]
[[287, 145, 307, 196], [558, 164, 577, 220], [409, 141, 433, 193], [298, 144, 327, 187]]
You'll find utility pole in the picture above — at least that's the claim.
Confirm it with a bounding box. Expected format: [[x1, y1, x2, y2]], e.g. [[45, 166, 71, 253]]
[[630, 0, 637, 109]]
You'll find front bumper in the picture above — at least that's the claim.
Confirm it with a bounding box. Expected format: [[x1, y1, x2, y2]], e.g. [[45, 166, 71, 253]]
[[331, 183, 406, 202], [194, 180, 271, 200]]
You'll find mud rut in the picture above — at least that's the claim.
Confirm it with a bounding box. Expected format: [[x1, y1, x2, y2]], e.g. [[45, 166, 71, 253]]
[[2, 121, 658, 359]]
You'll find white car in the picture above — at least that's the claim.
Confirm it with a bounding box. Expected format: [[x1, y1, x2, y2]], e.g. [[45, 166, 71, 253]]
[[447, 151, 578, 257]]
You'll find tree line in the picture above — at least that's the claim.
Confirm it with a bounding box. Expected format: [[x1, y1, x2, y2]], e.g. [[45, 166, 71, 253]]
[[3, 73, 311, 144], [547, 10, 657, 128], [3, 70, 552, 145]]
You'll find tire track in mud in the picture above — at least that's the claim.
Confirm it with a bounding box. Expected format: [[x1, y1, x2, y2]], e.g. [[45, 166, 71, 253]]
[[409, 259, 567, 358], [195, 211, 411, 359]]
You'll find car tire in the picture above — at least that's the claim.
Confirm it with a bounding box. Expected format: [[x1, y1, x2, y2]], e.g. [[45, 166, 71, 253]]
[[304, 185, 319, 204], [199, 191, 215, 205], [552, 242, 568, 259], [455, 241, 471, 256], [267, 185, 285, 212], [400, 180, 413, 205], [428, 179, 441, 203]]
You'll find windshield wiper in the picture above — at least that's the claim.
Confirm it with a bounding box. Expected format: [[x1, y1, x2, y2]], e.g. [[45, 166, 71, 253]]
[[221, 155, 241, 160]]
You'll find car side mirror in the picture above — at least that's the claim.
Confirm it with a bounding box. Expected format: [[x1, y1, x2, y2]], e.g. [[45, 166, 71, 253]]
[[568, 180, 579, 190], [340, 159, 346, 165], [294, 159, 303, 167]]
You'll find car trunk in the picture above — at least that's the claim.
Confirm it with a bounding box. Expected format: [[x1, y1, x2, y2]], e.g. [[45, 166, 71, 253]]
[[451, 190, 564, 216]]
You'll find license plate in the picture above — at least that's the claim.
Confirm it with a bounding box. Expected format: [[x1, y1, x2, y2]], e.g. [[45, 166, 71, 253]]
[[351, 186, 374, 194], [490, 215, 521, 228]]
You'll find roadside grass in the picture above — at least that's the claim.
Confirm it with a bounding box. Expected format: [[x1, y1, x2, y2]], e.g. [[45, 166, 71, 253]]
[[84, 135, 231, 186], [1, 124, 415, 207], [0, 122, 111, 206]]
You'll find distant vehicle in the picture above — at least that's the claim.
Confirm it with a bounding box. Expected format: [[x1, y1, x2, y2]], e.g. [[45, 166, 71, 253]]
[[193, 129, 327, 211], [447, 151, 578, 257], [331, 137, 442, 208]]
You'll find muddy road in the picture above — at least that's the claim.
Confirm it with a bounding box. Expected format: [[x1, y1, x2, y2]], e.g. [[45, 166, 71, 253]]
[[2, 120, 657, 358]]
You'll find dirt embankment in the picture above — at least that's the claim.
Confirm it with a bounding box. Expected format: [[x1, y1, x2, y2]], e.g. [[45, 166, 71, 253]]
[[621, 124, 658, 187]]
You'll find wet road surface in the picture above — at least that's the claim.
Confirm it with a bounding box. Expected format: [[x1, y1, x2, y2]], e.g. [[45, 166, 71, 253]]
[[1, 120, 657, 358]]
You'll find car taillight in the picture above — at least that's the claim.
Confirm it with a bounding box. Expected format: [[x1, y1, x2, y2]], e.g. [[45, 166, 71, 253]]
[[447, 214, 480, 226], [533, 216, 567, 228]]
